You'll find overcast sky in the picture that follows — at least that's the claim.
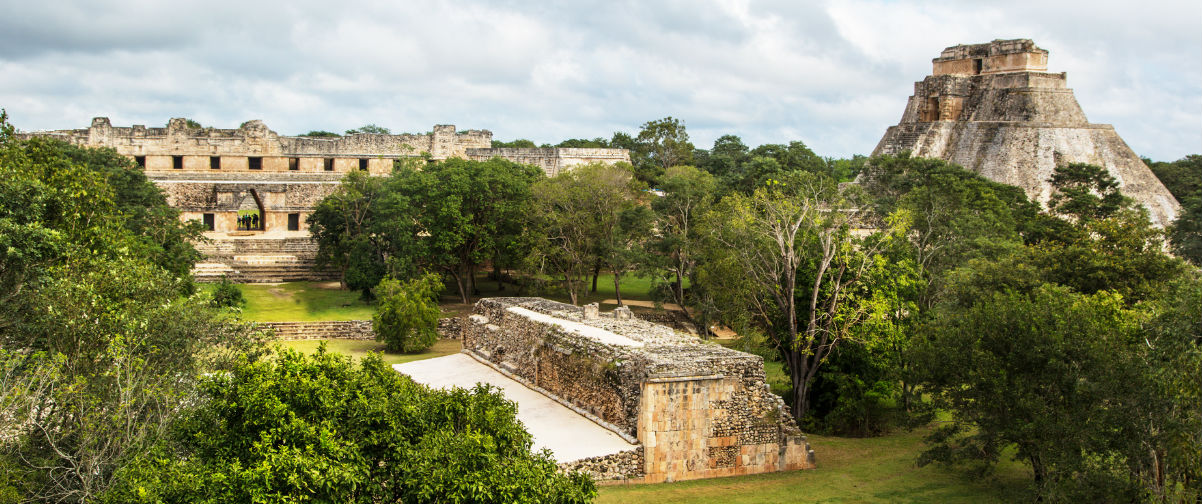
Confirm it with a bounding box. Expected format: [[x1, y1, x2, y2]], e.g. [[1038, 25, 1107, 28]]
[[0, 0, 1198, 160]]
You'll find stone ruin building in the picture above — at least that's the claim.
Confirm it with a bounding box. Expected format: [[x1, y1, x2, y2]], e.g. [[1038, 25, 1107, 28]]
[[21, 118, 630, 282], [873, 39, 1180, 227], [414, 297, 815, 483]]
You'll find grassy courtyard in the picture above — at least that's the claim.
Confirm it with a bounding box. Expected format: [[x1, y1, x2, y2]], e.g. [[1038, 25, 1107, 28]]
[[278, 337, 462, 366], [224, 274, 674, 322], [596, 428, 1029, 503], [202, 281, 376, 322]]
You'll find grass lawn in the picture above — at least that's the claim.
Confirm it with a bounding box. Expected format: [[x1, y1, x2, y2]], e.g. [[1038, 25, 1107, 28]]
[[596, 426, 1030, 504], [278, 338, 462, 366], [209, 281, 376, 322], [439, 272, 677, 316], [221, 273, 681, 322]]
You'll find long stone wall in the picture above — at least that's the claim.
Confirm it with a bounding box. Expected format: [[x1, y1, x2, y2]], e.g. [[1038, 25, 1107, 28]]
[[261, 317, 464, 341], [462, 298, 814, 483], [467, 147, 631, 176]]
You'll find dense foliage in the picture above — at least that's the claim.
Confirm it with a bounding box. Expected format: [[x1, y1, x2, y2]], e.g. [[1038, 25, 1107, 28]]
[[1147, 155, 1202, 264], [102, 347, 597, 503], [309, 157, 541, 302], [913, 281, 1200, 501], [529, 162, 647, 305], [209, 275, 246, 309], [374, 273, 444, 353], [0, 110, 264, 502]]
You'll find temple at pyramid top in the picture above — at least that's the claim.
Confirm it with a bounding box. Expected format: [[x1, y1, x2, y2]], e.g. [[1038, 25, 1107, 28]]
[[871, 39, 1180, 227], [932, 39, 1048, 76]]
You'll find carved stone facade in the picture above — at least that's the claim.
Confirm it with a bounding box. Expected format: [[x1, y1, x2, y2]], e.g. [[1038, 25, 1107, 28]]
[[461, 297, 815, 483], [872, 39, 1180, 227], [21, 119, 630, 281]]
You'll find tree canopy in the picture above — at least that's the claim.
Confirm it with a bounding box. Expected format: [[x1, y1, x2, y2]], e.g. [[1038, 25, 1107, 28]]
[[102, 347, 596, 503]]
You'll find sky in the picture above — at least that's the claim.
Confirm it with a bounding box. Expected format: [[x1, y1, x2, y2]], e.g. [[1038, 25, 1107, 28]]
[[0, 0, 1198, 160]]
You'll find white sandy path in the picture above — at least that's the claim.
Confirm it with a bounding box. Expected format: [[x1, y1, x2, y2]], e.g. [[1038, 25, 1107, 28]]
[[505, 306, 644, 348], [393, 353, 637, 463]]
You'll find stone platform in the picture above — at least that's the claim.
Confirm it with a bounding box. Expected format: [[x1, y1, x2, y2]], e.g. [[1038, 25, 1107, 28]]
[[443, 297, 815, 483]]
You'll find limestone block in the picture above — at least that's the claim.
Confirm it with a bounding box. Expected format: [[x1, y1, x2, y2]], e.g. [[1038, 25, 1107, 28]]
[[613, 306, 633, 320]]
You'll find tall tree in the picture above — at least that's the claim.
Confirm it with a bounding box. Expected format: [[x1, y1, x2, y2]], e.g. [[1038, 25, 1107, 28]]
[[309, 171, 405, 297], [1146, 155, 1202, 265], [633, 117, 695, 185], [646, 165, 716, 321], [698, 171, 890, 418], [913, 281, 1200, 501], [0, 111, 264, 502], [530, 162, 641, 305], [408, 158, 542, 303]]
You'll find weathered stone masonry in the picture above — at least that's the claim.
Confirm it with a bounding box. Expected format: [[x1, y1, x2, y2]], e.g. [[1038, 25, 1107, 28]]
[[22, 118, 631, 281], [461, 298, 815, 483], [872, 39, 1180, 227]]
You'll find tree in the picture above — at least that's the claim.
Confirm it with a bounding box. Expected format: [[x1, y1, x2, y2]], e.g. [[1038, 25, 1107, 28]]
[[555, 138, 610, 148], [1047, 162, 1127, 223], [700, 134, 750, 182], [308, 171, 407, 298], [859, 154, 1029, 309], [209, 275, 246, 309], [0, 111, 265, 502], [407, 158, 542, 303], [633, 117, 695, 185], [301, 130, 341, 137], [1169, 196, 1202, 264], [912, 282, 1200, 501], [492, 139, 537, 148], [697, 171, 890, 418], [310, 158, 541, 302], [646, 165, 716, 323], [602, 205, 654, 306], [749, 141, 826, 175], [824, 154, 867, 182], [373, 273, 443, 353], [529, 163, 641, 305], [1146, 155, 1202, 265], [1145, 154, 1201, 203], [102, 348, 596, 503], [1035, 163, 1184, 304], [345, 124, 391, 135]]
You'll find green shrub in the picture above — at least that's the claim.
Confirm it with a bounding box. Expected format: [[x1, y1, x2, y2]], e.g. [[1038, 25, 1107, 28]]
[[101, 347, 596, 503], [373, 273, 443, 353], [209, 275, 245, 309]]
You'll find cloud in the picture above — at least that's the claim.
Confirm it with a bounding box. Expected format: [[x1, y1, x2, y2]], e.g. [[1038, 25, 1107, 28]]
[[0, 0, 1197, 160]]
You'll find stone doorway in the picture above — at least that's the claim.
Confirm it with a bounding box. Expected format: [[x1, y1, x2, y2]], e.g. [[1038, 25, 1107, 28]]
[[236, 189, 266, 231]]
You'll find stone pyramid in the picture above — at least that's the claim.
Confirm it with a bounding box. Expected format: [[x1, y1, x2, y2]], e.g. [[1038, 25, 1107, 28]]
[[872, 39, 1180, 227]]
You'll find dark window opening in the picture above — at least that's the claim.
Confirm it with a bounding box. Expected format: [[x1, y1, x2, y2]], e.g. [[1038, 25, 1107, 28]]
[[974, 58, 983, 74], [324, 158, 334, 171], [248, 157, 262, 170], [202, 213, 215, 231], [134, 156, 146, 168], [172, 156, 183, 169], [210, 156, 220, 170], [359, 158, 369, 171], [288, 157, 299, 171], [287, 213, 300, 231]]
